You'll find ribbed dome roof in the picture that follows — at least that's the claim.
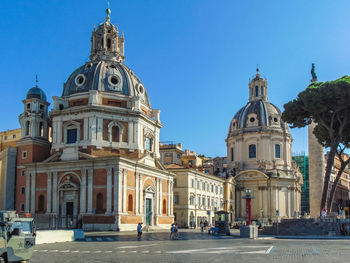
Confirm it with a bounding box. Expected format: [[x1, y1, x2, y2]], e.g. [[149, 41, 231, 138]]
[[26, 86, 47, 101], [62, 61, 151, 107]]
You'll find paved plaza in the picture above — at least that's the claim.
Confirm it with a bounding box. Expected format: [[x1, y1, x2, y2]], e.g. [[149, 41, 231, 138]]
[[30, 232, 350, 263]]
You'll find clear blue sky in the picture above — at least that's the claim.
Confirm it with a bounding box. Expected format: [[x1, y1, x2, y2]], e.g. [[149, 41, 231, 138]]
[[1, 0, 350, 157]]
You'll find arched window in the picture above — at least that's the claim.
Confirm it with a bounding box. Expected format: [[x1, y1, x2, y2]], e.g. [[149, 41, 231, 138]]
[[145, 137, 152, 151], [230, 147, 234, 162], [128, 194, 133, 212], [248, 144, 256, 158], [38, 195, 45, 212], [39, 122, 44, 137], [112, 126, 120, 142], [255, 86, 259, 97], [275, 144, 281, 158], [107, 38, 111, 49], [25, 121, 30, 136], [162, 199, 167, 214], [96, 193, 104, 213]]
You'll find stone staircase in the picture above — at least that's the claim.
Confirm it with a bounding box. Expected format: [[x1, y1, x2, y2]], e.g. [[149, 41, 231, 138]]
[[260, 218, 350, 236]]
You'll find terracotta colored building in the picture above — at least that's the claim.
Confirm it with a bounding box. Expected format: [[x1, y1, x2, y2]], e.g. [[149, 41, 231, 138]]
[[15, 8, 174, 230]]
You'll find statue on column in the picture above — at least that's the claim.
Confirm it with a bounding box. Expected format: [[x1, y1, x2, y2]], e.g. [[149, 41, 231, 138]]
[[311, 63, 317, 82]]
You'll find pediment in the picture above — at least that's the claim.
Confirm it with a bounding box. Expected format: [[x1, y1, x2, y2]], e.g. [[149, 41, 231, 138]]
[[144, 185, 156, 193], [235, 170, 269, 181]]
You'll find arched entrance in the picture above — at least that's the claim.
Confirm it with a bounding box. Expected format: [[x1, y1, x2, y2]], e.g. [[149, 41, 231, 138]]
[[58, 176, 80, 228]]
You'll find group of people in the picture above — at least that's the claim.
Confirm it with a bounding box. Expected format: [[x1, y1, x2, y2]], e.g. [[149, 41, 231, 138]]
[[200, 220, 210, 232], [136, 222, 180, 240]]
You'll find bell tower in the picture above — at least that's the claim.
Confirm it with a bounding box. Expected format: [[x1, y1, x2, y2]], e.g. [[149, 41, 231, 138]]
[[249, 67, 268, 102]]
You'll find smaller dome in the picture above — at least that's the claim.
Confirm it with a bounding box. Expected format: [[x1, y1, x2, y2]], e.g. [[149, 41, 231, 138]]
[[26, 86, 47, 102]]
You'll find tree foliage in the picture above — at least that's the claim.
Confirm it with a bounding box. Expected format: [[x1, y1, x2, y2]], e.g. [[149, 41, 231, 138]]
[[282, 76, 350, 213]]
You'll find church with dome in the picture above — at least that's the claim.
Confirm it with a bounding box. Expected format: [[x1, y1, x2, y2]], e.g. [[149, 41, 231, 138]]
[[15, 8, 174, 230], [226, 68, 303, 221]]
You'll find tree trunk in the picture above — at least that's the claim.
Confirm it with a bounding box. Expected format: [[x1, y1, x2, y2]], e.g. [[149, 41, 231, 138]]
[[320, 145, 337, 214], [327, 159, 350, 212]]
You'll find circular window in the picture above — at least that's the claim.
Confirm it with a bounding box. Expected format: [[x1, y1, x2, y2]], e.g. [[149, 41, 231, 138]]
[[75, 74, 86, 87], [85, 63, 92, 69], [138, 85, 144, 94], [110, 64, 116, 69], [250, 117, 255, 122], [274, 117, 278, 122], [108, 75, 120, 86]]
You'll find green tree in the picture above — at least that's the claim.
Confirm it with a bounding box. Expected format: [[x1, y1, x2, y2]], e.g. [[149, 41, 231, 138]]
[[282, 76, 350, 213]]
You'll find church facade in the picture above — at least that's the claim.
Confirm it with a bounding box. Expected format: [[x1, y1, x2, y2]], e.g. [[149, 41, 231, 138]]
[[226, 69, 303, 221], [15, 8, 174, 230]]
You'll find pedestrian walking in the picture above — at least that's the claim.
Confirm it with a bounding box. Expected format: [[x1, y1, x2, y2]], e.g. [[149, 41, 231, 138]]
[[137, 222, 143, 240], [174, 223, 179, 239], [200, 221, 204, 232], [170, 224, 175, 239]]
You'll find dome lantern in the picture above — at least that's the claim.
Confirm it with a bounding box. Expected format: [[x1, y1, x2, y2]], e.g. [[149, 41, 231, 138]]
[[249, 67, 268, 102]]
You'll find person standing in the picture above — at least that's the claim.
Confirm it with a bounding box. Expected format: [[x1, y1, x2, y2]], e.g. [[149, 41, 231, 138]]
[[174, 223, 179, 239], [170, 224, 175, 239], [137, 222, 143, 240], [200, 221, 204, 232]]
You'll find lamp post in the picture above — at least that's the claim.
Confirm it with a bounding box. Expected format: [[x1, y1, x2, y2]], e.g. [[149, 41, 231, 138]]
[[242, 189, 254, 226]]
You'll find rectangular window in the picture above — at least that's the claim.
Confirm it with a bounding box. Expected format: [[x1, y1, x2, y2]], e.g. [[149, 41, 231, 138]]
[[211, 199, 214, 207], [174, 195, 179, 205], [198, 196, 201, 205], [20, 204, 25, 212], [275, 144, 281, 158], [249, 144, 256, 158], [13, 134, 16, 139], [211, 185, 214, 192], [215, 186, 218, 194], [207, 197, 210, 207], [26, 103, 30, 109], [145, 137, 152, 151], [67, 129, 77, 144], [191, 179, 195, 188], [202, 182, 205, 190], [202, 197, 206, 206], [22, 151, 27, 159], [174, 179, 177, 187], [21, 170, 25, 176], [197, 181, 200, 189], [207, 184, 209, 191], [220, 187, 223, 195], [231, 147, 234, 162], [190, 195, 194, 205], [21, 187, 25, 194], [4, 136, 7, 140]]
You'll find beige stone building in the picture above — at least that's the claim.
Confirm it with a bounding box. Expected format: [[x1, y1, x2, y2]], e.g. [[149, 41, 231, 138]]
[[226, 68, 303, 221], [159, 143, 183, 166], [166, 164, 234, 227]]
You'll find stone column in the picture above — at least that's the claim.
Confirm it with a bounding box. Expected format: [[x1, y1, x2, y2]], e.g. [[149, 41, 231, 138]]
[[259, 188, 263, 218], [84, 118, 89, 140], [135, 173, 139, 214], [106, 167, 112, 213], [139, 174, 143, 214], [25, 172, 30, 213], [57, 121, 62, 145], [87, 169, 93, 213], [156, 178, 160, 215], [46, 172, 52, 214], [128, 122, 133, 144], [122, 169, 127, 213], [170, 182, 174, 215], [30, 173, 36, 214], [308, 122, 325, 217], [167, 180, 171, 216], [159, 179, 162, 215], [80, 169, 87, 214], [113, 166, 122, 213], [52, 172, 58, 214]]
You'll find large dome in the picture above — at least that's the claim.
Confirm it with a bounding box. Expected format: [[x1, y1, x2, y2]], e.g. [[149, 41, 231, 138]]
[[62, 61, 151, 107]]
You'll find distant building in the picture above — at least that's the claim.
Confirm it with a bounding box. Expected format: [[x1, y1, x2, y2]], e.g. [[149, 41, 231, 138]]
[[0, 147, 17, 210], [213, 156, 228, 177], [159, 143, 183, 166], [182, 149, 203, 168], [166, 164, 234, 227], [0, 128, 21, 152], [292, 155, 310, 214]]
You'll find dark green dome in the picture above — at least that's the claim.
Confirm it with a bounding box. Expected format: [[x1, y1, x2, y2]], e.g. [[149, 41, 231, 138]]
[[26, 86, 47, 101]]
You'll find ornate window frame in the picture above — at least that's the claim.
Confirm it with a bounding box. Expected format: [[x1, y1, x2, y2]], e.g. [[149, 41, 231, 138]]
[[63, 121, 80, 145], [107, 121, 124, 143], [143, 128, 154, 152]]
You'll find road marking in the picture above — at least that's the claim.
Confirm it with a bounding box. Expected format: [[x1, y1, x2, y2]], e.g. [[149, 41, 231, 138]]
[[131, 251, 137, 253], [238, 250, 267, 254], [312, 246, 319, 255], [60, 250, 70, 253], [94, 251, 101, 253], [119, 251, 126, 253], [34, 250, 38, 252], [50, 250, 59, 252], [266, 246, 274, 254], [105, 251, 112, 253], [81, 251, 90, 253], [201, 250, 240, 254], [154, 251, 161, 254], [142, 251, 149, 253], [72, 251, 79, 253], [39, 250, 48, 252], [118, 244, 156, 249]]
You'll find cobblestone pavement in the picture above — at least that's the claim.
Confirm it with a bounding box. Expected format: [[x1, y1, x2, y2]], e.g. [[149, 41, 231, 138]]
[[31, 232, 350, 263]]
